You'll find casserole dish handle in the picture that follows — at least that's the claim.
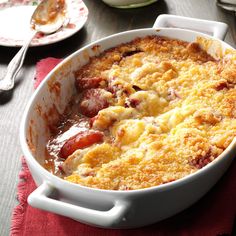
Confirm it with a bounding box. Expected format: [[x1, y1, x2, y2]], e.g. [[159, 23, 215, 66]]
[[28, 182, 130, 228], [153, 14, 228, 40]]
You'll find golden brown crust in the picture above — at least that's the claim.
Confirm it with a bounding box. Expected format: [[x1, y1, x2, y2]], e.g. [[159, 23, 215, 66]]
[[58, 36, 236, 190]]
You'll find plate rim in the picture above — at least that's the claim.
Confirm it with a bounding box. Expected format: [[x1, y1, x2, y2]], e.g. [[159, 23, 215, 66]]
[[0, 0, 89, 47]]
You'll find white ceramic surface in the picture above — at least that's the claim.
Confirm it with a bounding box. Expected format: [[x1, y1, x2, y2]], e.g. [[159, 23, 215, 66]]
[[20, 15, 235, 229], [0, 0, 88, 47], [102, 0, 157, 8]]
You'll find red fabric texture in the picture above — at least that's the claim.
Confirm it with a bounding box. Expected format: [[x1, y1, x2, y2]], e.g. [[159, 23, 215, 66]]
[[34, 57, 63, 89], [11, 58, 236, 236]]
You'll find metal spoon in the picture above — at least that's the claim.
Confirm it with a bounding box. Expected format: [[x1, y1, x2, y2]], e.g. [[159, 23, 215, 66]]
[[0, 0, 67, 91]]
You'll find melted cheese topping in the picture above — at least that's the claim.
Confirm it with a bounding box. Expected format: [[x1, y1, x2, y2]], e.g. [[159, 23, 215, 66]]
[[64, 36, 236, 190]]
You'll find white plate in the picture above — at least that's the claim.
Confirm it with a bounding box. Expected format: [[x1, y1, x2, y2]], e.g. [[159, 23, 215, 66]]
[[0, 0, 88, 47]]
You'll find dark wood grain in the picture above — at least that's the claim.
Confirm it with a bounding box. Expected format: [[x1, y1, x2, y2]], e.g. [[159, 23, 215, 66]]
[[0, 0, 235, 235]]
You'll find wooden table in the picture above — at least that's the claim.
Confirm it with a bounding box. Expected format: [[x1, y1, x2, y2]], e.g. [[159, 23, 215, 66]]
[[0, 0, 235, 235]]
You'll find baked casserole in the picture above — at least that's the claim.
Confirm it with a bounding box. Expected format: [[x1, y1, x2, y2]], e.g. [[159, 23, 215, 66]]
[[45, 35, 236, 190]]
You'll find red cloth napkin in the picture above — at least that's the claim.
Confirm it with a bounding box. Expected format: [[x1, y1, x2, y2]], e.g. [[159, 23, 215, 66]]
[[11, 58, 236, 236]]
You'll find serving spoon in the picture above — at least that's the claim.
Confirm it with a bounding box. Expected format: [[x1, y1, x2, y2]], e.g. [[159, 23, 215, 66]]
[[0, 0, 67, 91]]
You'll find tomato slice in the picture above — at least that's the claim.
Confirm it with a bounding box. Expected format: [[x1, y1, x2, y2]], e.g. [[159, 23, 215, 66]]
[[60, 130, 104, 159]]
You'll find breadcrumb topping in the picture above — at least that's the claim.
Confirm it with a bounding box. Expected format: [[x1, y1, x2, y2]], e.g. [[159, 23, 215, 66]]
[[49, 36, 236, 190]]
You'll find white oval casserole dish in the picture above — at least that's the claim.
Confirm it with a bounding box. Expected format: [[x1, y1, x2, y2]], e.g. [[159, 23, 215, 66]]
[[20, 14, 236, 229]]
